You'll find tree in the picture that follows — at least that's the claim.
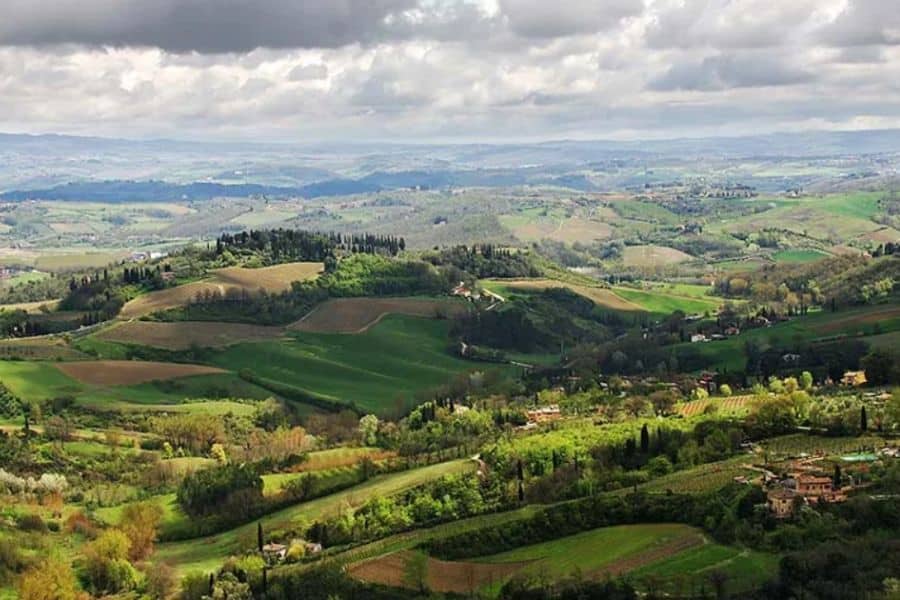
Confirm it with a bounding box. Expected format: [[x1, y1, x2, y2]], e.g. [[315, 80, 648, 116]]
[[640, 424, 650, 454], [358, 414, 380, 446], [861, 349, 898, 386], [258, 522, 264, 553], [119, 501, 164, 561], [861, 406, 868, 432], [82, 529, 134, 593], [17, 556, 85, 600], [719, 384, 733, 397], [146, 562, 175, 600], [833, 464, 842, 490], [210, 572, 252, 600], [800, 371, 814, 390]]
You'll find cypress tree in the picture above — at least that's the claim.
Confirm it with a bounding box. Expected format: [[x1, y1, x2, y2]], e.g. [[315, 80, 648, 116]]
[[257, 521, 264, 553], [861, 406, 868, 432], [640, 424, 650, 454]]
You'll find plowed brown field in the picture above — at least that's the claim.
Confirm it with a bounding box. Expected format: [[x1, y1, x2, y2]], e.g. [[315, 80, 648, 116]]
[[56, 360, 225, 385]]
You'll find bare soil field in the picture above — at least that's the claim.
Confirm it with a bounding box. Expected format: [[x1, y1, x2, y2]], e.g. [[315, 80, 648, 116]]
[[513, 217, 613, 244], [348, 551, 528, 594], [622, 245, 694, 267], [289, 297, 469, 334], [496, 279, 643, 312], [96, 320, 285, 350], [56, 360, 226, 385], [120, 261, 322, 318]]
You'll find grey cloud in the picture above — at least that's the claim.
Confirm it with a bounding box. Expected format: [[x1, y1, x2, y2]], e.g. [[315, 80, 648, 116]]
[[645, 0, 820, 50], [649, 53, 815, 91], [0, 0, 415, 53], [819, 0, 900, 47], [289, 64, 329, 81], [497, 0, 642, 38]]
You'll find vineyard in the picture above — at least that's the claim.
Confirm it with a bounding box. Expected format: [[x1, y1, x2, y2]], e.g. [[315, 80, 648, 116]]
[[677, 395, 755, 417]]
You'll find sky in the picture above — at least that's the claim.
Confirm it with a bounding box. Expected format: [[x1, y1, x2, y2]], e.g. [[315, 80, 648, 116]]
[[1, 0, 899, 142]]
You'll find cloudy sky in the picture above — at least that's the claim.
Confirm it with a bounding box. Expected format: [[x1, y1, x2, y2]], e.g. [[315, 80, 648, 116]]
[[1, 0, 898, 142]]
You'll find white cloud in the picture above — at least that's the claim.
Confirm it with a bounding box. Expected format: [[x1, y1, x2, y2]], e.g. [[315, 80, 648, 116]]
[[0, 0, 899, 141]]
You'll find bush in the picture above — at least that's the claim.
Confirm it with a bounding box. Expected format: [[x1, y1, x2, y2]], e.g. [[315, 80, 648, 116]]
[[16, 514, 46, 533]]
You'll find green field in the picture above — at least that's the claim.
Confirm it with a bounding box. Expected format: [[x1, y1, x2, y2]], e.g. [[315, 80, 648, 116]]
[[772, 249, 830, 263], [613, 285, 723, 316], [0, 360, 272, 413], [155, 459, 474, 575], [211, 315, 504, 416], [475, 524, 777, 594], [674, 303, 900, 372]]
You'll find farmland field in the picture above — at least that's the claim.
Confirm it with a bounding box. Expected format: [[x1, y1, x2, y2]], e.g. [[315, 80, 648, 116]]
[[0, 298, 60, 313], [613, 285, 723, 315], [56, 359, 226, 385], [95, 320, 285, 349], [622, 245, 694, 267], [350, 524, 778, 596], [120, 261, 322, 318], [289, 297, 469, 333], [482, 278, 643, 312], [155, 459, 475, 575], [678, 395, 755, 417], [672, 303, 900, 372], [773, 248, 830, 263], [213, 315, 504, 416]]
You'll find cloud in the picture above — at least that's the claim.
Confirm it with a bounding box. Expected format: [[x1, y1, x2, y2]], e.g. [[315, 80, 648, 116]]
[[289, 63, 329, 81], [0, 0, 416, 53], [0, 1, 899, 141], [497, 0, 642, 38], [819, 0, 900, 47], [649, 52, 815, 91]]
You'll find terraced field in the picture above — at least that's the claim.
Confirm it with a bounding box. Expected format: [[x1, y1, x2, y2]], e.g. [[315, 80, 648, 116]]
[[120, 261, 322, 318], [290, 297, 469, 333]]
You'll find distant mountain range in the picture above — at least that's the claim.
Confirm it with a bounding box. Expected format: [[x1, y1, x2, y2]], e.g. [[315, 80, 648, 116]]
[[1, 128, 898, 200]]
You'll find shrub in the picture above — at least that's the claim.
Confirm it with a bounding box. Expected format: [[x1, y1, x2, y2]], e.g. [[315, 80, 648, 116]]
[[16, 514, 47, 533]]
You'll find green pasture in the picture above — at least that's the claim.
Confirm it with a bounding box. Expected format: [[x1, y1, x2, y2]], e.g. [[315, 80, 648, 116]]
[[211, 315, 506, 417], [612, 286, 722, 316], [772, 249, 829, 263]]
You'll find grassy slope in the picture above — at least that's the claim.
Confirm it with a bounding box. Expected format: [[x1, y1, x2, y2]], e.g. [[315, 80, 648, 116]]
[[211, 315, 503, 416], [155, 459, 474, 575], [673, 303, 900, 372], [613, 286, 723, 316]]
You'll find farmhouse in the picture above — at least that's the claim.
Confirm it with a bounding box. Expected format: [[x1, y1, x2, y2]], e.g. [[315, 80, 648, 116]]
[[526, 404, 561, 423], [767, 489, 796, 519], [841, 371, 867, 386]]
